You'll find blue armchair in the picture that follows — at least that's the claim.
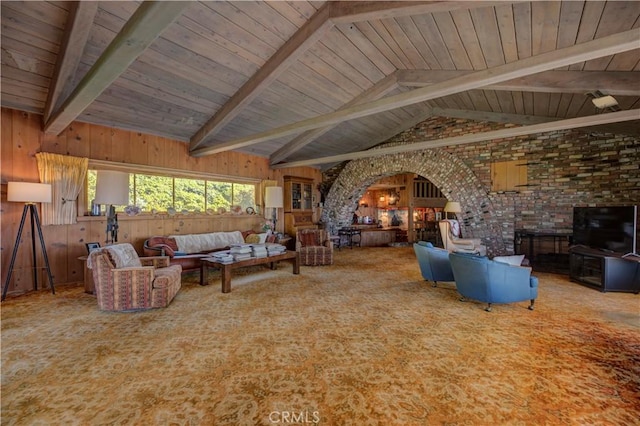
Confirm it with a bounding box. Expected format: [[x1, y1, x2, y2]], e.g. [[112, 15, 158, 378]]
[[449, 252, 538, 312], [413, 241, 455, 287]]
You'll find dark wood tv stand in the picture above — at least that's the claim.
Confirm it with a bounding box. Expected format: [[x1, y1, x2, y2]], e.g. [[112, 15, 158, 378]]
[[569, 246, 639, 293]]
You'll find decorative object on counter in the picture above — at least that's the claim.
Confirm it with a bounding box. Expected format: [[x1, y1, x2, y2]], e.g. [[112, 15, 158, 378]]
[[217, 207, 226, 215], [124, 205, 141, 216], [94, 170, 129, 244], [90, 200, 101, 216], [264, 186, 284, 232], [167, 207, 177, 216], [261, 219, 274, 233], [391, 191, 401, 205], [231, 205, 243, 214], [2, 182, 55, 301], [444, 201, 461, 220], [246, 206, 255, 215]]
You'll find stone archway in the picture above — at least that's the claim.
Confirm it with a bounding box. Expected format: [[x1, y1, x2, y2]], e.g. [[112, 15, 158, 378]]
[[321, 149, 507, 255]]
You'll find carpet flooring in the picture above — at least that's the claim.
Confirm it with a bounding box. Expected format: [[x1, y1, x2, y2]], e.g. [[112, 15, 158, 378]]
[[1, 247, 639, 425]]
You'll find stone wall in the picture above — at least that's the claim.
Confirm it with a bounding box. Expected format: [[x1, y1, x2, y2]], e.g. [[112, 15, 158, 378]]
[[321, 116, 640, 256]]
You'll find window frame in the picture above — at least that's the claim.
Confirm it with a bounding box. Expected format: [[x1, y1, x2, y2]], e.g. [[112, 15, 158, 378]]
[[80, 160, 261, 217]]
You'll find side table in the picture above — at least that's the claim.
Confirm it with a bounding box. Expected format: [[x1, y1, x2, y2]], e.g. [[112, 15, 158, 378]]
[[338, 227, 361, 249], [277, 236, 293, 250], [78, 256, 95, 294]]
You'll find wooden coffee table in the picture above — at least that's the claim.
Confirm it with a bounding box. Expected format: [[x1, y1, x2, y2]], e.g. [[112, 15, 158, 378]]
[[200, 251, 300, 293]]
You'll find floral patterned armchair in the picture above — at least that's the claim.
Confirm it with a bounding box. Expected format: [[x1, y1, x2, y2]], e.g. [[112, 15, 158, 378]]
[[89, 243, 182, 312], [296, 229, 333, 266]]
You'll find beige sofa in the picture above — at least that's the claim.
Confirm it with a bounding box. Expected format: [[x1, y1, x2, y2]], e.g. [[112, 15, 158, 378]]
[[143, 230, 273, 271]]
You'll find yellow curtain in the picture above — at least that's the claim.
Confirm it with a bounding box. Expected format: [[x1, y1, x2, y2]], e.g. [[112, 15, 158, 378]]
[[36, 153, 89, 225]]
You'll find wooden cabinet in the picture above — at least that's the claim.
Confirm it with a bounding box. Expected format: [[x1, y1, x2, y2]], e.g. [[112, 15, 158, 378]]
[[569, 247, 639, 293], [284, 176, 316, 238], [284, 176, 313, 211]]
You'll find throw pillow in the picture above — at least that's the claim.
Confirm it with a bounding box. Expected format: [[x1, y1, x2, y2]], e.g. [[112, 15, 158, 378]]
[[245, 233, 261, 244], [105, 243, 142, 268], [299, 231, 318, 247]]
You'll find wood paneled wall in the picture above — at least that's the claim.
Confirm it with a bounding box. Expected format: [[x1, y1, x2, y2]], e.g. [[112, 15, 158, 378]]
[[1, 108, 321, 296]]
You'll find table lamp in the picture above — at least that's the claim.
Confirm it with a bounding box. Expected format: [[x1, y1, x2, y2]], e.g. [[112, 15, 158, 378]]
[[94, 171, 129, 243], [444, 201, 461, 219], [264, 186, 284, 234], [2, 182, 55, 301]]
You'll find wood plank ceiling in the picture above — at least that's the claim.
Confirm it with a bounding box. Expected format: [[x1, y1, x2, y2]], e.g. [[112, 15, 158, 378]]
[[2, 1, 639, 170]]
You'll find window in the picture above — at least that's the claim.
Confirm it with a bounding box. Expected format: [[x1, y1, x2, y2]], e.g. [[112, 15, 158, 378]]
[[86, 170, 256, 214]]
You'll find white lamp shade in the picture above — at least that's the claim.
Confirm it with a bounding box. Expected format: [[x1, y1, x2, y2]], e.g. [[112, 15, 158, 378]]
[[444, 201, 461, 213], [7, 182, 52, 203], [264, 186, 284, 208], [94, 171, 129, 205]]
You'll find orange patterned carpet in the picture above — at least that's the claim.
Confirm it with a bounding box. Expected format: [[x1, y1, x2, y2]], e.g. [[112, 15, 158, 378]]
[[1, 247, 639, 425]]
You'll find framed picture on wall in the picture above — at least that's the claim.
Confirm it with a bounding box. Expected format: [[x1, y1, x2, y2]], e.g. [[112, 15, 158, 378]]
[[85, 242, 101, 253]]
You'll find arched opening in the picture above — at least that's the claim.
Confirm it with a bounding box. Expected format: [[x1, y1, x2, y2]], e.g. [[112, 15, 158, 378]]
[[320, 150, 507, 255], [352, 173, 448, 245]]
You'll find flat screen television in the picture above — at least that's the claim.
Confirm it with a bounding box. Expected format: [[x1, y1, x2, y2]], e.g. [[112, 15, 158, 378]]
[[573, 206, 637, 254]]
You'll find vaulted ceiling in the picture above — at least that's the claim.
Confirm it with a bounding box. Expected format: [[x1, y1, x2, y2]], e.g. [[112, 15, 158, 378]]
[[2, 1, 639, 171]]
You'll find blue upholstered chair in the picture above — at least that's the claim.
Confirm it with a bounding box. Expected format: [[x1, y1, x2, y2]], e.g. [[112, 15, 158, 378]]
[[449, 252, 538, 312], [413, 241, 455, 287]]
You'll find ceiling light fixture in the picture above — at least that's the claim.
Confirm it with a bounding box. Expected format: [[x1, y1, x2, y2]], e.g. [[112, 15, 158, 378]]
[[588, 90, 620, 111], [591, 95, 618, 109]]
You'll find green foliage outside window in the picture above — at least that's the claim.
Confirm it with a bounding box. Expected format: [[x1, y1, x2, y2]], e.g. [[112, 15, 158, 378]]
[[136, 175, 173, 211], [87, 170, 256, 213], [233, 183, 256, 209], [175, 178, 205, 212], [207, 182, 231, 211]]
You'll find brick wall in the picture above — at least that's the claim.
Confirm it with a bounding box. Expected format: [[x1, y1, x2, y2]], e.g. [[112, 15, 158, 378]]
[[321, 116, 639, 255]]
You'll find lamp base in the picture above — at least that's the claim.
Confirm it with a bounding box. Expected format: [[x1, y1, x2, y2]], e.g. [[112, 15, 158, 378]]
[[2, 204, 55, 301]]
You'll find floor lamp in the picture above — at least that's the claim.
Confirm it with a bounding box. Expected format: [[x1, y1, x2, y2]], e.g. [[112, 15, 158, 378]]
[[443, 201, 461, 251], [2, 182, 54, 301], [264, 186, 284, 234]]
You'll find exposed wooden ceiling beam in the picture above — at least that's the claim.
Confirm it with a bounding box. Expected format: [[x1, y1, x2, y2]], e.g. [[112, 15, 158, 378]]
[[329, 1, 502, 23], [42, 1, 98, 125], [431, 107, 559, 125], [398, 70, 640, 96], [190, 28, 640, 158], [271, 67, 638, 165], [190, 1, 503, 152], [43, 1, 189, 135], [322, 103, 436, 171], [272, 109, 640, 169], [269, 73, 400, 165], [319, 104, 434, 171], [189, 3, 333, 151]]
